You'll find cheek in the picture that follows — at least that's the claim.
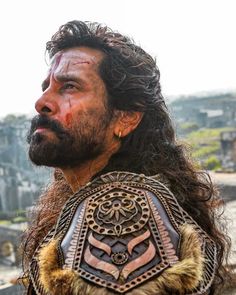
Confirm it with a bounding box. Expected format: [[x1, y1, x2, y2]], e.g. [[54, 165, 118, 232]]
[[60, 99, 83, 128], [65, 113, 73, 127], [63, 107, 85, 128]]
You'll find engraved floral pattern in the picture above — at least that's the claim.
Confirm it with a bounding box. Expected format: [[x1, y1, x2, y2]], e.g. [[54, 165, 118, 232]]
[[97, 197, 138, 225]]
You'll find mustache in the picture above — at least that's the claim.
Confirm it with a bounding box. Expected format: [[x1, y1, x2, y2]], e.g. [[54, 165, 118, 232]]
[[27, 115, 68, 143]]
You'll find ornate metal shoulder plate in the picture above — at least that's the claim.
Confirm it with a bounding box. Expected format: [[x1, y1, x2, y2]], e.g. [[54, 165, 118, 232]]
[[29, 171, 217, 295]]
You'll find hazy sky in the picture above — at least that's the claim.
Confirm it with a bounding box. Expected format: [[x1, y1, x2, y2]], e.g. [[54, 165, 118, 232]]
[[0, 0, 235, 118]]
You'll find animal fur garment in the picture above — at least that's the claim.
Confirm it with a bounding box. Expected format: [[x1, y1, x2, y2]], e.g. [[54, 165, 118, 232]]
[[38, 224, 204, 295]]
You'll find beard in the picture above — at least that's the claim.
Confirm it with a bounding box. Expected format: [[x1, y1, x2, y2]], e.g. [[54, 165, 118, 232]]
[[27, 111, 112, 168]]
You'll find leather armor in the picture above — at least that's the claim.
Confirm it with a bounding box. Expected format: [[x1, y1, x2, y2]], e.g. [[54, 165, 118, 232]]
[[28, 172, 217, 295]]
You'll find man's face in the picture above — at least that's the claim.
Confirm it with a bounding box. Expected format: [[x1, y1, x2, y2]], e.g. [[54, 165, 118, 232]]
[[28, 47, 114, 168]]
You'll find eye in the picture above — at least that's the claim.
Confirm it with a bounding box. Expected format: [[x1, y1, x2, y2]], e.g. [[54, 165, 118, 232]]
[[62, 83, 77, 90], [60, 82, 80, 93]]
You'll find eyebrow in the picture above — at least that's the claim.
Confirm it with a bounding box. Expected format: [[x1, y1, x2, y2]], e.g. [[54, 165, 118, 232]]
[[41, 74, 87, 91], [54, 73, 86, 85]]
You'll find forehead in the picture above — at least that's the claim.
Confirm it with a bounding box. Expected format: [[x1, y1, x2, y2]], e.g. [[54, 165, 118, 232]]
[[50, 47, 105, 75]]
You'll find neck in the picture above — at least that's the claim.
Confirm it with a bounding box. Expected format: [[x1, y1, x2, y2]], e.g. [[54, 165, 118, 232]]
[[60, 142, 120, 193]]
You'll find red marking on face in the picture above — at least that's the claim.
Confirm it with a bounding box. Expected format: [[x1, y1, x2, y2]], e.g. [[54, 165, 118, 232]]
[[37, 47, 108, 133], [65, 113, 73, 127]]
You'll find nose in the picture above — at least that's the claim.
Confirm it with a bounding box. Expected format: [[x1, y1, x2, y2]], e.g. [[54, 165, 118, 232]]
[[35, 91, 58, 116]]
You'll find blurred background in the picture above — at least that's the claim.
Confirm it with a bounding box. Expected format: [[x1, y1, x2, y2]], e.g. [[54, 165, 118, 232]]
[[0, 0, 235, 293]]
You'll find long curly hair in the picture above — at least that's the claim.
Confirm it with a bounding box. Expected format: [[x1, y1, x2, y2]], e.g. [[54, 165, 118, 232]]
[[22, 21, 231, 294]]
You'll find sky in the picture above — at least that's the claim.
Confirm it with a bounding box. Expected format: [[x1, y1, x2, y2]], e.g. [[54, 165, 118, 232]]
[[0, 0, 235, 118]]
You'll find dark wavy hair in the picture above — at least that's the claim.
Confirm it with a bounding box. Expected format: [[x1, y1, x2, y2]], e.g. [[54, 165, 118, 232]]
[[22, 20, 231, 294]]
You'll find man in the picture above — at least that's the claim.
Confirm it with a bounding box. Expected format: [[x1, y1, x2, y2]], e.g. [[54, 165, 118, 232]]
[[23, 21, 229, 294]]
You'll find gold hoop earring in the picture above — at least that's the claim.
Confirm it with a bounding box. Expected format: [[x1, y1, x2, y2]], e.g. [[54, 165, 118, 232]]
[[118, 131, 122, 138]]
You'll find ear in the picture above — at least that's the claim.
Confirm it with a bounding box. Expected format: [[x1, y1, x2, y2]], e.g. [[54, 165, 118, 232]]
[[114, 111, 143, 138]]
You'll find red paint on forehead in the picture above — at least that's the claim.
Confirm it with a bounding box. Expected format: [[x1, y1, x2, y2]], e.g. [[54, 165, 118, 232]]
[[50, 51, 93, 75]]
